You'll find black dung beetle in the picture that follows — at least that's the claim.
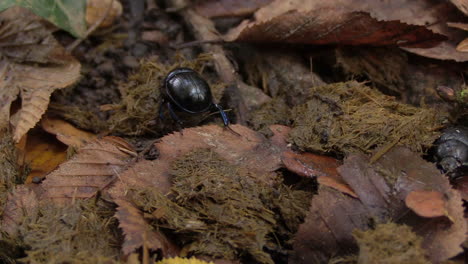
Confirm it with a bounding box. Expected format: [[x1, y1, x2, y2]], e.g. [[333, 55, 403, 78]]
[[160, 67, 238, 134], [435, 127, 468, 179]]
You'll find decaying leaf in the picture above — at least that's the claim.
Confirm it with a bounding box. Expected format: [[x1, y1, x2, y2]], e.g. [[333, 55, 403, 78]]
[[109, 124, 283, 200], [0, 0, 86, 37], [281, 151, 357, 197], [456, 38, 468, 52], [156, 124, 283, 172], [0, 185, 38, 237], [226, 0, 468, 61], [86, 0, 122, 28], [290, 187, 367, 263], [115, 199, 178, 256], [0, 7, 81, 142], [405, 190, 447, 218], [10, 60, 81, 143], [450, 0, 468, 15], [291, 147, 466, 263], [21, 129, 67, 183], [107, 125, 297, 260], [41, 137, 136, 204], [225, 0, 447, 48], [194, 0, 273, 18], [41, 116, 97, 149], [453, 176, 468, 201]]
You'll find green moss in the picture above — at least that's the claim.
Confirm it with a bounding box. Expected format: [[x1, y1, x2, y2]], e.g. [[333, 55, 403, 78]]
[[107, 54, 224, 136], [130, 149, 311, 264], [0, 132, 19, 218], [353, 223, 429, 264], [248, 97, 291, 135], [289, 81, 445, 154], [16, 200, 121, 264]]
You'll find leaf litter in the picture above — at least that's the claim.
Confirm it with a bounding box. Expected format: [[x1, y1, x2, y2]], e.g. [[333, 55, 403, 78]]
[[291, 147, 466, 263], [0, 7, 81, 142], [1, 0, 468, 263], [106, 124, 311, 262]]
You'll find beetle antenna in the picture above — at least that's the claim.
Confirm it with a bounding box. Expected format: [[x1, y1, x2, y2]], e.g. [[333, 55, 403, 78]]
[[213, 104, 241, 137]]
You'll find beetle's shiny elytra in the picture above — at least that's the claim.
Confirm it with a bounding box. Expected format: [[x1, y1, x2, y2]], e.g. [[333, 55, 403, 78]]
[[165, 68, 213, 113], [161, 67, 233, 129]]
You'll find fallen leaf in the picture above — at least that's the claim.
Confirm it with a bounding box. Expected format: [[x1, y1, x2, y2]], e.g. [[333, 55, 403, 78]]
[[225, 0, 447, 48], [86, 0, 122, 28], [405, 190, 446, 218], [447, 22, 468, 31], [156, 124, 282, 172], [0, 0, 86, 37], [0, 185, 38, 237], [115, 199, 179, 256], [10, 61, 81, 142], [109, 124, 282, 199], [0, 7, 81, 142], [290, 187, 367, 263], [107, 124, 285, 257], [281, 151, 357, 197], [41, 137, 136, 204], [0, 6, 74, 64], [22, 129, 67, 184], [456, 38, 468, 52], [41, 116, 97, 148], [450, 0, 468, 15], [291, 147, 466, 263], [194, 0, 273, 18], [226, 0, 468, 61], [453, 176, 468, 201]]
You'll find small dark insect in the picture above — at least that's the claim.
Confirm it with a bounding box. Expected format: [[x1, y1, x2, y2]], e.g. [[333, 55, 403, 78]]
[[435, 127, 468, 179], [160, 67, 238, 134]]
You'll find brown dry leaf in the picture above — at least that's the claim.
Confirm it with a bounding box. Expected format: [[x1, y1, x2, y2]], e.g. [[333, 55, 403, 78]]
[[41, 116, 97, 148], [107, 124, 284, 256], [290, 187, 367, 263], [0, 7, 73, 65], [156, 124, 282, 172], [447, 22, 468, 31], [86, 0, 123, 28], [450, 0, 468, 15], [456, 38, 468, 52], [405, 190, 446, 218], [0, 185, 38, 237], [10, 61, 81, 142], [225, 0, 446, 48], [0, 7, 81, 142], [109, 124, 282, 199], [453, 176, 468, 201], [291, 147, 466, 263], [281, 151, 357, 197], [21, 129, 67, 184], [41, 137, 136, 204], [194, 0, 273, 18], [115, 199, 179, 256], [226, 0, 468, 61]]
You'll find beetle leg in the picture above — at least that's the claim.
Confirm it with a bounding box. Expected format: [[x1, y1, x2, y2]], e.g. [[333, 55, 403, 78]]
[[213, 103, 229, 126], [213, 104, 240, 136], [158, 99, 166, 120], [167, 102, 184, 133]]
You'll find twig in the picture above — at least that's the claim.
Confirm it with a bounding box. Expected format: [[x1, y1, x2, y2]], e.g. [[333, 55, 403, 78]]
[[66, 0, 116, 52]]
